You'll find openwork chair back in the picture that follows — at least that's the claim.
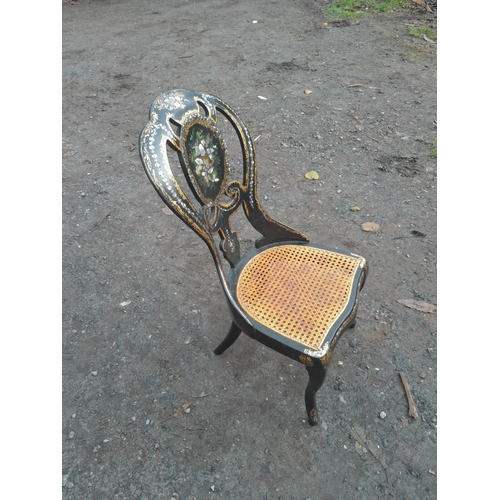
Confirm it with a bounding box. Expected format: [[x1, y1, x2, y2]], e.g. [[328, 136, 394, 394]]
[[139, 90, 307, 274]]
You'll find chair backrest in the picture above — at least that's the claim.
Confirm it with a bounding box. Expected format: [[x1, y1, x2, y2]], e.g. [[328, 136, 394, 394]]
[[139, 90, 308, 279]]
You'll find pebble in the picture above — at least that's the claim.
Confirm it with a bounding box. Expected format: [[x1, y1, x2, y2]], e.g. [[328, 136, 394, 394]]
[[349, 338, 357, 348], [91, 371, 97, 376], [380, 411, 387, 419], [418, 372, 427, 379], [184, 407, 191, 414], [69, 431, 75, 439]]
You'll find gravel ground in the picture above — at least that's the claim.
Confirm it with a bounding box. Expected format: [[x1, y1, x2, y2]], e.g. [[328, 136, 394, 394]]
[[60, 1, 442, 498]]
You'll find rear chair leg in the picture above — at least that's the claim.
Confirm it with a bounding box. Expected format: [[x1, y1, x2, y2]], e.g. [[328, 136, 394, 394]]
[[214, 321, 241, 355], [305, 361, 327, 426]]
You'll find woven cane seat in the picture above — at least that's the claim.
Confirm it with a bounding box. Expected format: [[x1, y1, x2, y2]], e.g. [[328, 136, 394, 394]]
[[236, 245, 363, 351]]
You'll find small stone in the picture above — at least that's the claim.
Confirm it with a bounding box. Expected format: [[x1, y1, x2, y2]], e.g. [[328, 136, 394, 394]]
[[62, 475, 69, 487], [91, 371, 97, 376], [66, 481, 74, 489], [418, 372, 427, 379], [349, 338, 357, 348], [380, 411, 387, 419], [68, 431, 75, 439], [146, 419, 150, 425], [184, 407, 191, 414], [267, 461, 276, 473]]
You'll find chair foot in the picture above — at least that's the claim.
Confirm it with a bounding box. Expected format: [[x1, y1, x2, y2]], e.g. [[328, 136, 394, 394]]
[[214, 321, 241, 355], [349, 320, 357, 329], [305, 362, 327, 426]]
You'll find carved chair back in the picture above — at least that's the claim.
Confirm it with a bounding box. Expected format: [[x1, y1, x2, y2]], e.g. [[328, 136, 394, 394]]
[[139, 89, 307, 281]]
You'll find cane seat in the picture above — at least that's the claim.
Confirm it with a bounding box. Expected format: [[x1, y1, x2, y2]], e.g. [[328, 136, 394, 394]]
[[236, 245, 363, 352]]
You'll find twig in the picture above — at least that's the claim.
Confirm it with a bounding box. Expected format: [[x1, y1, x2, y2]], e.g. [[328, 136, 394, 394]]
[[190, 393, 211, 398], [91, 213, 111, 231], [399, 372, 418, 418], [350, 423, 389, 483], [160, 402, 192, 424]]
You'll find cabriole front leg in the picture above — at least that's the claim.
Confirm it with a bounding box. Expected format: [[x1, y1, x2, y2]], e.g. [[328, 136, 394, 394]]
[[305, 360, 327, 426]]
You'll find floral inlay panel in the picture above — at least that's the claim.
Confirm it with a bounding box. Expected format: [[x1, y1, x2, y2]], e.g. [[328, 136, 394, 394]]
[[185, 122, 225, 201]]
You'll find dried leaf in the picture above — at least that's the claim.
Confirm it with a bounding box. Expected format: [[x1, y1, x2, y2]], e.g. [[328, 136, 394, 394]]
[[411, 0, 424, 5], [411, 230, 426, 237], [361, 222, 380, 232], [397, 299, 436, 314], [304, 90, 313, 94], [305, 171, 319, 180]]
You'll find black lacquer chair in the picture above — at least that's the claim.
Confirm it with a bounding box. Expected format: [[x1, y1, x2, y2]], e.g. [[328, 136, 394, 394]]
[[139, 90, 368, 425]]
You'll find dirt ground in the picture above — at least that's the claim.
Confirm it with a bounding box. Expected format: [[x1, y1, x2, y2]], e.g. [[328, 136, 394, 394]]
[[62, 1, 437, 498]]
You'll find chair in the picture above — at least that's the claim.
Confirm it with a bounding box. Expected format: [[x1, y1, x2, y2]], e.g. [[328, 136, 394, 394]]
[[138, 89, 368, 425]]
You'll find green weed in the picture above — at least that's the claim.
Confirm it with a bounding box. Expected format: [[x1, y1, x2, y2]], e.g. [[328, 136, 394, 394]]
[[428, 138, 437, 158], [409, 25, 437, 41], [325, 0, 411, 21]]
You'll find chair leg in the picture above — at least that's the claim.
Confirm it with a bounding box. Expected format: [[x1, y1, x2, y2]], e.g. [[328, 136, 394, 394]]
[[305, 361, 327, 426], [214, 321, 241, 355], [349, 319, 357, 329]]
